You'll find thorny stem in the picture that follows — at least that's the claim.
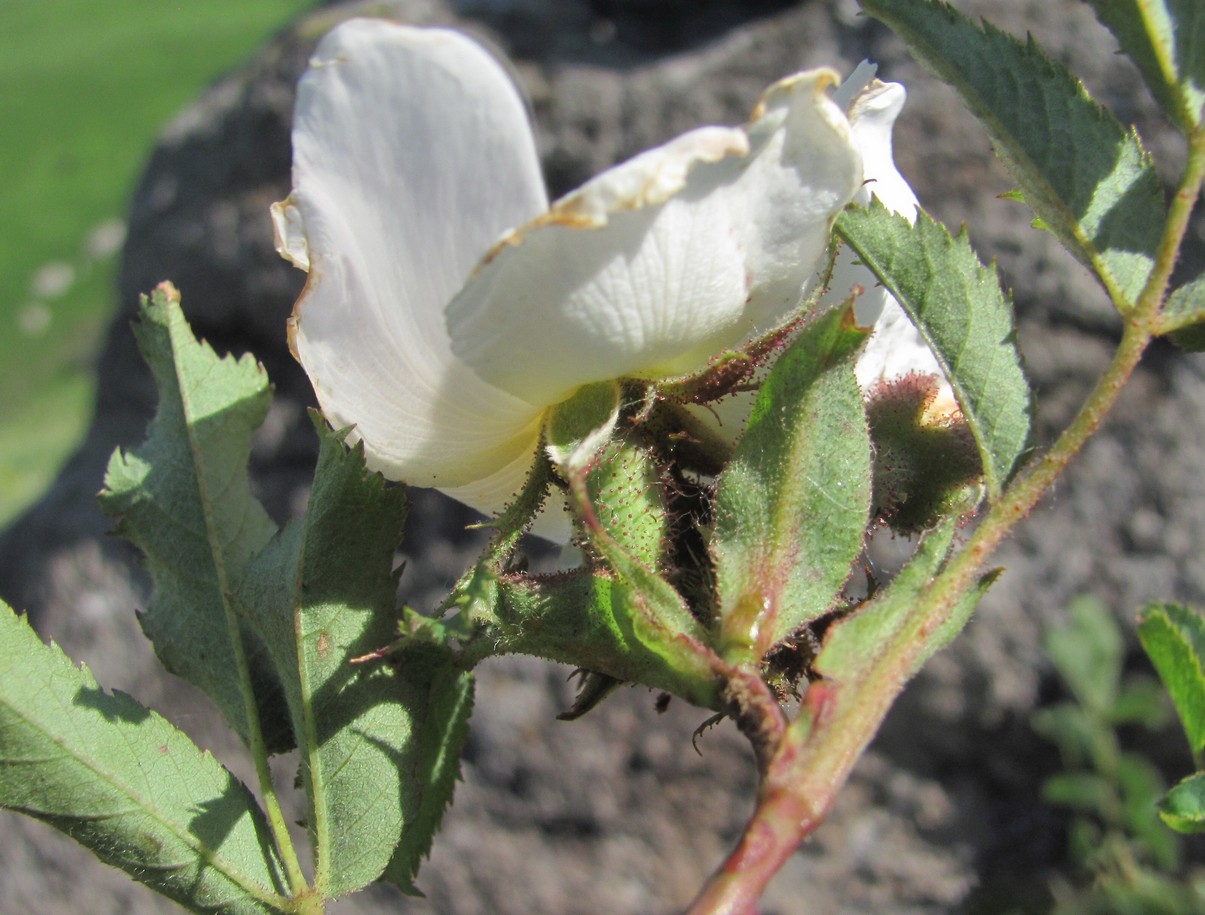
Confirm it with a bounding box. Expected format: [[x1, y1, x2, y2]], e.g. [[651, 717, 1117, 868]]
[[687, 126, 1205, 915]]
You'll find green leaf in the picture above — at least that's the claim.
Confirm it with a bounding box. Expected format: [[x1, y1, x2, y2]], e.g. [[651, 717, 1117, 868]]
[[1085, 0, 1205, 132], [1138, 602, 1205, 753], [384, 663, 474, 892], [1111, 676, 1173, 728], [1032, 702, 1099, 770], [98, 283, 289, 751], [816, 519, 990, 682], [1159, 772, 1205, 833], [1045, 596, 1123, 715], [1042, 771, 1114, 813], [712, 305, 872, 663], [237, 420, 468, 897], [0, 604, 288, 913], [861, 0, 1166, 309], [1117, 752, 1179, 868], [1161, 277, 1205, 350], [837, 203, 1033, 497]]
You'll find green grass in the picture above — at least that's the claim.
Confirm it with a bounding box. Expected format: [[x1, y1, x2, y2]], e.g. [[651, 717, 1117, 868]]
[[0, 0, 317, 525]]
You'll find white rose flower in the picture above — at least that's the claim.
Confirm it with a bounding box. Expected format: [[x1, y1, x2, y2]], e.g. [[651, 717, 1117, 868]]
[[271, 19, 938, 533]]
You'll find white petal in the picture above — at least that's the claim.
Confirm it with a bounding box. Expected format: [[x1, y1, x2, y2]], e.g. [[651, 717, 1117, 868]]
[[277, 19, 550, 489], [846, 79, 918, 217], [683, 388, 759, 449], [828, 71, 952, 409], [446, 69, 863, 407], [438, 451, 573, 543]]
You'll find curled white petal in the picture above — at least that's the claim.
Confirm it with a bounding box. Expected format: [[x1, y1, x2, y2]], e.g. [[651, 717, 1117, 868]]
[[446, 69, 863, 407], [278, 19, 551, 491], [833, 68, 953, 411], [846, 78, 918, 217]]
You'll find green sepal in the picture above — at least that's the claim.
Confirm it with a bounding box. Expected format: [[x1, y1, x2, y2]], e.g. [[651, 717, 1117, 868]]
[[1159, 772, 1205, 833], [558, 671, 624, 721], [98, 282, 290, 751], [1138, 602, 1205, 754], [860, 0, 1166, 310], [0, 604, 289, 913], [865, 373, 984, 533], [546, 383, 712, 674], [545, 380, 620, 470], [547, 381, 667, 572], [711, 305, 871, 664], [1084, 0, 1205, 133], [584, 437, 668, 572], [837, 201, 1033, 499], [490, 571, 722, 711], [433, 452, 557, 624]]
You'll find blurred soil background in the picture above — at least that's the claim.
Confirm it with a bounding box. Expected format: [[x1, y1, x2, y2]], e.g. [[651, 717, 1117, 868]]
[[3, 1, 1205, 913]]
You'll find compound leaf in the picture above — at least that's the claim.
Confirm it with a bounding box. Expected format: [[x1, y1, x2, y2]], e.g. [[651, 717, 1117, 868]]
[[1086, 0, 1205, 133], [862, 0, 1166, 309]]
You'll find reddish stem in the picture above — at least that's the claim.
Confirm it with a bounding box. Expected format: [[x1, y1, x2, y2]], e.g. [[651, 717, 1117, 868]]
[[687, 117, 1205, 915], [687, 684, 839, 914]]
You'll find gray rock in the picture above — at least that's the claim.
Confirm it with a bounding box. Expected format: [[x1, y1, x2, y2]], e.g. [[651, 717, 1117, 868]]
[[3, 1, 1203, 912]]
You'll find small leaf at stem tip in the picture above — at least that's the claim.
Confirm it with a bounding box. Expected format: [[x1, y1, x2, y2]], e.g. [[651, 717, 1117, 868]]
[[860, 0, 1166, 310], [97, 282, 291, 752], [836, 201, 1033, 499], [1159, 772, 1205, 833], [1084, 0, 1205, 133], [1138, 602, 1205, 754], [0, 604, 288, 913], [712, 304, 871, 663]]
